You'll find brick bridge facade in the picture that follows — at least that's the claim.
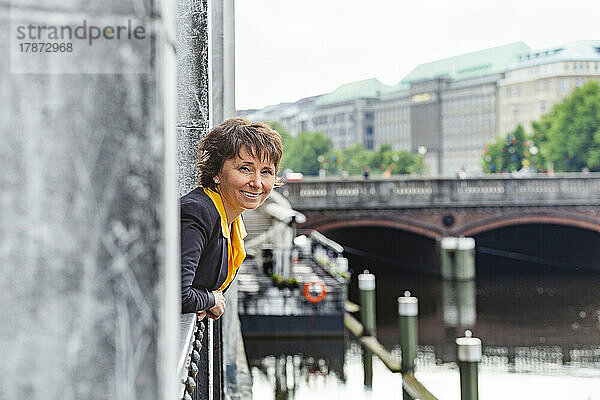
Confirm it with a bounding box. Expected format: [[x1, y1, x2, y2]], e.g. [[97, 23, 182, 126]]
[[279, 174, 600, 239]]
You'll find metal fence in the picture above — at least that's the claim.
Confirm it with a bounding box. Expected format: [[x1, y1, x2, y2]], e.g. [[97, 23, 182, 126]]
[[178, 315, 223, 400]]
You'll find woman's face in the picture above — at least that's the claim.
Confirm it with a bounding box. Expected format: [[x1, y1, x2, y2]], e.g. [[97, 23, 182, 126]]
[[216, 148, 276, 217]]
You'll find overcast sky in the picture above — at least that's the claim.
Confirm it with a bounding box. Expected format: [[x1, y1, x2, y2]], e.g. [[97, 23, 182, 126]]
[[235, 0, 598, 110]]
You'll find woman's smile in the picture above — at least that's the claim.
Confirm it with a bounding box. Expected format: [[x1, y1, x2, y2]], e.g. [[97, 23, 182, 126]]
[[240, 190, 263, 199], [216, 147, 276, 224]]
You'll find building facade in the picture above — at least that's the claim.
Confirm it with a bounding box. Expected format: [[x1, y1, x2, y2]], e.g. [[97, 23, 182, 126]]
[[240, 40, 600, 175], [498, 41, 600, 135], [310, 78, 390, 150], [374, 83, 411, 152]]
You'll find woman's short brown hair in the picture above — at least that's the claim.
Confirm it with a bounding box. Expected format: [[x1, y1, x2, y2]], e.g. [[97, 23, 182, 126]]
[[196, 118, 284, 190]]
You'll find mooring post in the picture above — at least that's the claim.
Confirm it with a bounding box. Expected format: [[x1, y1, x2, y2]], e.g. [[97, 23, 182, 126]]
[[398, 291, 418, 373], [358, 270, 376, 336], [456, 330, 482, 400], [358, 270, 376, 388], [440, 237, 457, 279], [455, 237, 476, 280], [440, 237, 476, 280]]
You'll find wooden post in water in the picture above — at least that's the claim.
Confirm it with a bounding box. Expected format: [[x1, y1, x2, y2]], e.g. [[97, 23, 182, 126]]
[[456, 330, 482, 400], [358, 270, 376, 388], [398, 291, 418, 373]]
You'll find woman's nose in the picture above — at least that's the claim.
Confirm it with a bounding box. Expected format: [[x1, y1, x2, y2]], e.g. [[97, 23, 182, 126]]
[[249, 172, 261, 188]]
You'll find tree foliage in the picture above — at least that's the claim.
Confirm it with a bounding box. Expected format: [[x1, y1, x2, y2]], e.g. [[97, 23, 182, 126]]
[[268, 121, 292, 151], [279, 130, 333, 176], [483, 81, 600, 173], [532, 81, 600, 172], [269, 122, 424, 176], [482, 125, 544, 173], [322, 143, 424, 176]]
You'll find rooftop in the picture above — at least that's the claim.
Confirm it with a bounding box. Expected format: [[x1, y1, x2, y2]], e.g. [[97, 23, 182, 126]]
[[506, 40, 600, 70], [402, 42, 531, 83], [315, 78, 394, 106]]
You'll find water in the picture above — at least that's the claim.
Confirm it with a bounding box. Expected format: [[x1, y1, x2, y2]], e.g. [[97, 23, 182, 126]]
[[246, 261, 600, 399]]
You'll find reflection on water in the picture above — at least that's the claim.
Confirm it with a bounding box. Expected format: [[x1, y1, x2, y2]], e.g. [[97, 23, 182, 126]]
[[246, 259, 600, 399], [370, 266, 600, 369], [249, 340, 402, 400]]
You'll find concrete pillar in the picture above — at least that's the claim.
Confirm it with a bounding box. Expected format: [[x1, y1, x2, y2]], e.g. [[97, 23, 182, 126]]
[[440, 237, 476, 280], [210, 0, 236, 123], [456, 237, 476, 280], [1, 0, 178, 398], [440, 237, 458, 279]]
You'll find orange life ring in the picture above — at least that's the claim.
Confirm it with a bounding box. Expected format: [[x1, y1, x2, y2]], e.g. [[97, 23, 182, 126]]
[[303, 281, 327, 303]]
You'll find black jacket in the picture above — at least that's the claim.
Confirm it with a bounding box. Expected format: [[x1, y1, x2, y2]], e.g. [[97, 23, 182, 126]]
[[180, 187, 229, 313]]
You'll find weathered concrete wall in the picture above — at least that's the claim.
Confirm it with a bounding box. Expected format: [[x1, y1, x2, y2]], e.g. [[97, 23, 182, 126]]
[[176, 0, 251, 398], [0, 0, 178, 399], [177, 0, 210, 196]]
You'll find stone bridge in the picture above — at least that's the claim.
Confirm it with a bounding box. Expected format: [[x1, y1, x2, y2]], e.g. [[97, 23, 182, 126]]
[[279, 174, 600, 239]]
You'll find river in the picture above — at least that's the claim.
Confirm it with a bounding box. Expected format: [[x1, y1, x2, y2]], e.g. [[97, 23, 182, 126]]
[[246, 257, 600, 399]]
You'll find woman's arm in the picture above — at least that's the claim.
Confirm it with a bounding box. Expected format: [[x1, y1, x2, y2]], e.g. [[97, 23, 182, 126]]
[[180, 201, 216, 313]]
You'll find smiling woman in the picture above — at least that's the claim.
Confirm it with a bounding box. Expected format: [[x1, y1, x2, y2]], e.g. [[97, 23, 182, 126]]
[[180, 118, 283, 319]]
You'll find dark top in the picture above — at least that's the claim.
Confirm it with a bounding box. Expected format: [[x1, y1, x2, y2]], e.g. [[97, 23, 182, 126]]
[[180, 187, 229, 313]]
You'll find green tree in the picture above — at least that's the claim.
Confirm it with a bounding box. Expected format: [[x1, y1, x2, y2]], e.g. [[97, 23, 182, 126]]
[[321, 143, 424, 176], [482, 125, 544, 173], [341, 144, 371, 175], [386, 149, 425, 174], [532, 81, 600, 172], [280, 131, 332, 175], [367, 144, 424, 174], [267, 121, 292, 152]]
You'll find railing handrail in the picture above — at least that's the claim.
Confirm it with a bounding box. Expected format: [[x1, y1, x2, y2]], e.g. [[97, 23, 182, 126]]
[[177, 315, 222, 400], [178, 313, 197, 386], [344, 311, 439, 400], [282, 173, 600, 210], [293, 172, 600, 183]]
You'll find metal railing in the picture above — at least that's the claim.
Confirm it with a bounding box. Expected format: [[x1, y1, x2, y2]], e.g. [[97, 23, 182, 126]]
[[239, 281, 346, 317], [178, 315, 223, 400]]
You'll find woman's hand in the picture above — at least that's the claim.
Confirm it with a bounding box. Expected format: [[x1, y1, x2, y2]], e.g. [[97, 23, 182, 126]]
[[208, 290, 226, 319]]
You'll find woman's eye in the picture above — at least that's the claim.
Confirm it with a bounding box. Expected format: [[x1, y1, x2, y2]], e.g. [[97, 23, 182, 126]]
[[239, 166, 251, 172], [262, 169, 274, 176]]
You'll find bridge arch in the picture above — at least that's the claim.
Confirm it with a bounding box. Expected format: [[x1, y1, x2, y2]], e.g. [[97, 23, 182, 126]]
[[304, 217, 441, 240], [457, 213, 600, 237]]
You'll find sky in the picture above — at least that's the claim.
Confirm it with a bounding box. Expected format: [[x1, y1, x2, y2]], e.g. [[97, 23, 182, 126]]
[[235, 0, 599, 110]]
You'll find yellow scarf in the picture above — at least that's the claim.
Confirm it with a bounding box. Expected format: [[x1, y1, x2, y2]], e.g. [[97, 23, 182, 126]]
[[203, 187, 248, 291]]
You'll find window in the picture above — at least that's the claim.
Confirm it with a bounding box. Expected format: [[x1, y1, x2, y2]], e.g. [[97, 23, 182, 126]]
[[539, 101, 546, 113], [559, 78, 570, 94], [364, 112, 374, 121], [313, 116, 328, 126], [365, 126, 374, 136]]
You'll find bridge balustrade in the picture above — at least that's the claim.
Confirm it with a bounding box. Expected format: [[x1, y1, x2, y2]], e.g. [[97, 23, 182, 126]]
[[281, 174, 600, 209]]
